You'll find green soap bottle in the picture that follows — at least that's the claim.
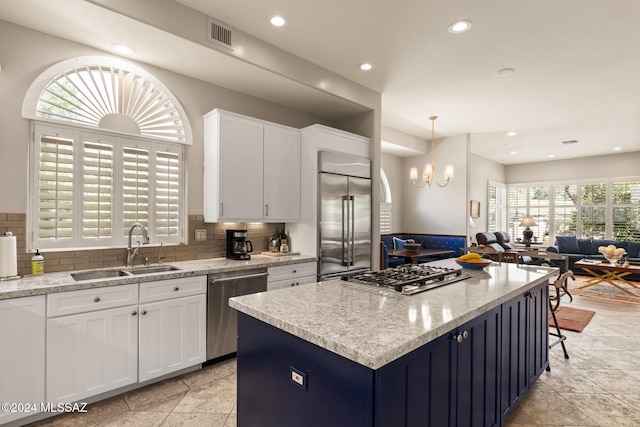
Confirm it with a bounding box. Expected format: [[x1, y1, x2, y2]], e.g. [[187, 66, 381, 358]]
[[31, 249, 44, 275]]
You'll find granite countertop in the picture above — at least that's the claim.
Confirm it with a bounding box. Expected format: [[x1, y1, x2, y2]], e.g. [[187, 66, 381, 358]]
[[230, 258, 558, 369], [0, 254, 317, 300]]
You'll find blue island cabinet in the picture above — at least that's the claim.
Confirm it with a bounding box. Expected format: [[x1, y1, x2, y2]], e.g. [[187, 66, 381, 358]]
[[236, 282, 549, 427]]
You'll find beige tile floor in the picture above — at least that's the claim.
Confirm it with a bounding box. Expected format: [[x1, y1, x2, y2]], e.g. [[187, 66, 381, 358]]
[[26, 291, 640, 427]]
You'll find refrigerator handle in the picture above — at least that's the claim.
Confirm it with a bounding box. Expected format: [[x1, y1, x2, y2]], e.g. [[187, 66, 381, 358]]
[[342, 195, 349, 266], [350, 195, 355, 266]]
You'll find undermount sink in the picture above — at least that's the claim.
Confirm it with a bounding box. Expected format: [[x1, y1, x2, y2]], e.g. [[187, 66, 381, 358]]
[[71, 265, 180, 281], [127, 265, 180, 275], [71, 269, 131, 281]]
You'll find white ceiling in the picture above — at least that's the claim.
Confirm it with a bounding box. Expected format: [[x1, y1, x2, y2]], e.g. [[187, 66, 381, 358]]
[[3, 0, 640, 164]]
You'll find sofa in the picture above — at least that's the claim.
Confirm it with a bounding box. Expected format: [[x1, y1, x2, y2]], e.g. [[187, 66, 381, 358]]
[[380, 233, 467, 269], [547, 235, 640, 280]]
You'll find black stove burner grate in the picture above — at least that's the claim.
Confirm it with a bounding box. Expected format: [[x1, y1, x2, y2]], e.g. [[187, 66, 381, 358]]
[[342, 264, 471, 295]]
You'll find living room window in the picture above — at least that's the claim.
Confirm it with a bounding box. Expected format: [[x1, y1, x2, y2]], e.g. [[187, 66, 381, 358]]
[[507, 178, 640, 243]]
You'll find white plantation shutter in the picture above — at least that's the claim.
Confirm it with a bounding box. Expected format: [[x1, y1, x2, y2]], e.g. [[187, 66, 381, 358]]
[[30, 123, 185, 250], [380, 203, 392, 234], [122, 147, 150, 235], [155, 150, 180, 237], [83, 141, 113, 239], [38, 134, 74, 241]]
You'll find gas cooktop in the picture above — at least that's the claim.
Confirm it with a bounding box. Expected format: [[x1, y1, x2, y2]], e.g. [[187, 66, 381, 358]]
[[342, 264, 471, 296]]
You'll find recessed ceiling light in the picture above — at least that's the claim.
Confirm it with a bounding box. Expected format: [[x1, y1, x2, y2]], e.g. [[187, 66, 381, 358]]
[[359, 63, 374, 71], [270, 15, 286, 27], [506, 131, 517, 136], [613, 146, 622, 151], [548, 154, 555, 158], [448, 20, 472, 33], [510, 151, 518, 155], [495, 68, 515, 77], [111, 43, 136, 55]]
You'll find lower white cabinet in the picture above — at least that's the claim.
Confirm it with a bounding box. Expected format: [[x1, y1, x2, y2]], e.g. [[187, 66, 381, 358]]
[[138, 290, 206, 382], [0, 296, 45, 424], [46, 304, 139, 404], [45, 276, 207, 405], [267, 262, 317, 291]]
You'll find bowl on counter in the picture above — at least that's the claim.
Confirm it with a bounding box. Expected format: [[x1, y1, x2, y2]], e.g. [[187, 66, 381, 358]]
[[455, 259, 492, 269]]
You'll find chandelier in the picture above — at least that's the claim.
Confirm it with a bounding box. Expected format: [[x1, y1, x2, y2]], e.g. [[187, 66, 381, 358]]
[[410, 116, 453, 188]]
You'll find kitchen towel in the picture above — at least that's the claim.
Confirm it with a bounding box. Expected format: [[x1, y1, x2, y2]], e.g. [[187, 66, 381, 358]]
[[0, 232, 18, 278]]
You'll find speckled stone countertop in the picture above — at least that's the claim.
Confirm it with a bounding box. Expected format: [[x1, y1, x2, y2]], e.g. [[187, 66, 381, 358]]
[[0, 254, 317, 300], [230, 258, 558, 369]]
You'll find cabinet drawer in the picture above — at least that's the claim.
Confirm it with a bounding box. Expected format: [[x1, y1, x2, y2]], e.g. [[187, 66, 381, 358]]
[[267, 274, 317, 291], [268, 262, 316, 282], [139, 276, 206, 303], [47, 284, 138, 318]]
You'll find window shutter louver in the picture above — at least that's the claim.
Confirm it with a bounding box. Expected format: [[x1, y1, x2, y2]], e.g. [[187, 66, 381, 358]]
[[83, 141, 113, 238], [612, 180, 640, 241], [380, 203, 392, 234], [122, 147, 149, 235], [38, 135, 74, 240], [155, 150, 180, 237]]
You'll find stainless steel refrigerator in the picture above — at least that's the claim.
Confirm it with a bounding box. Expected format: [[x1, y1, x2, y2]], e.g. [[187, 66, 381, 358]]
[[318, 151, 371, 278]]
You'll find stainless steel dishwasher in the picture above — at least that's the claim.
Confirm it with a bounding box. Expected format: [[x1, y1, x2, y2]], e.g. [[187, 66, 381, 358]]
[[207, 268, 268, 361]]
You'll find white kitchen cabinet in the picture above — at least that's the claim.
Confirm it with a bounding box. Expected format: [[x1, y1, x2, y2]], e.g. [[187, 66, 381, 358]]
[[138, 276, 206, 382], [263, 124, 301, 221], [267, 261, 317, 291], [46, 303, 139, 404], [0, 296, 45, 424], [204, 109, 301, 222]]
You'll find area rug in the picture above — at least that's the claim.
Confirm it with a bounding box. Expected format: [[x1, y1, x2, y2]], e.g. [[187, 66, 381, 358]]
[[549, 306, 595, 332], [567, 276, 640, 304]]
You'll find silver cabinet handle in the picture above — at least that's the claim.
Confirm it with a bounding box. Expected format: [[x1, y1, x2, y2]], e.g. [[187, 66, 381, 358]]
[[220, 202, 224, 216], [94, 296, 101, 303], [265, 204, 269, 216], [131, 311, 137, 316], [455, 330, 469, 343], [141, 310, 147, 315], [174, 286, 179, 291]]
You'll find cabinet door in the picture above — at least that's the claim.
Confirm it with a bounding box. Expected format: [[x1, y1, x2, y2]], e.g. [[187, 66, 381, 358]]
[[375, 331, 452, 427], [500, 292, 528, 421], [139, 294, 206, 382], [218, 114, 264, 220], [47, 305, 138, 403], [527, 283, 549, 383], [452, 306, 501, 427], [263, 125, 301, 221], [0, 296, 45, 424]]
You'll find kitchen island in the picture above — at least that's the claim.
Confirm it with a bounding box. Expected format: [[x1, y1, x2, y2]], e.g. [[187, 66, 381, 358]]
[[229, 259, 557, 427]]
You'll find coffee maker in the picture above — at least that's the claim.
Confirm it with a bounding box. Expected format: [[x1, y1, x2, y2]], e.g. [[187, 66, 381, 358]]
[[226, 229, 253, 260]]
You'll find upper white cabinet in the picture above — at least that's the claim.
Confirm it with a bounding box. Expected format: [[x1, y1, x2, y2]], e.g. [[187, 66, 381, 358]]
[[0, 296, 45, 424], [204, 109, 301, 222]]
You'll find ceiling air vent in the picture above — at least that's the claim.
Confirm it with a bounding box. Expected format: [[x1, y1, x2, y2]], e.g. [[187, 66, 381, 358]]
[[562, 139, 579, 145], [207, 17, 234, 50]]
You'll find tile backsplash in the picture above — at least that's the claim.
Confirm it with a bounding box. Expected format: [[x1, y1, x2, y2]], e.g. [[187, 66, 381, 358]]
[[0, 213, 285, 276]]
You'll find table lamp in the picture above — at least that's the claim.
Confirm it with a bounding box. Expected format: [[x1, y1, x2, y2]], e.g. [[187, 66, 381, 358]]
[[519, 216, 537, 247]]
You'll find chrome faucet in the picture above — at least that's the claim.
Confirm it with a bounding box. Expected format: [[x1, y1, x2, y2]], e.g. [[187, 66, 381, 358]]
[[127, 222, 149, 267]]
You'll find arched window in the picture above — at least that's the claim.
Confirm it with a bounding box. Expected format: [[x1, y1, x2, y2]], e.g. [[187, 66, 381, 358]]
[[23, 56, 192, 144], [24, 57, 190, 250], [380, 169, 392, 233]]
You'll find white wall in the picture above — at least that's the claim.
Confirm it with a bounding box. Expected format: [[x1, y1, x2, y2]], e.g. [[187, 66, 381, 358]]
[[469, 153, 507, 233], [402, 134, 468, 235], [380, 152, 404, 232], [0, 21, 336, 214], [505, 152, 640, 183]]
